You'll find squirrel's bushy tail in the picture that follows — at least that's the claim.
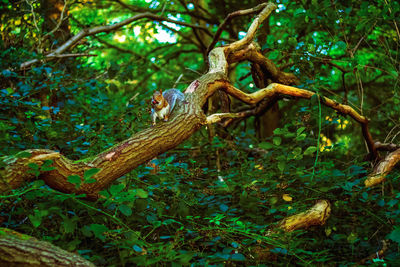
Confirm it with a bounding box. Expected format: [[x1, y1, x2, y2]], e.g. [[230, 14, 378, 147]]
[[163, 89, 185, 112]]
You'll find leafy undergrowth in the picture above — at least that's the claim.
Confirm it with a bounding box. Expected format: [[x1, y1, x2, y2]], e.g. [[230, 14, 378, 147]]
[[2, 124, 400, 266]]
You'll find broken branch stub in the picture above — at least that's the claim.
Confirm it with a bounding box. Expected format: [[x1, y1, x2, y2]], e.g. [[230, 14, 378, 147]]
[[365, 148, 400, 187], [278, 200, 331, 232]]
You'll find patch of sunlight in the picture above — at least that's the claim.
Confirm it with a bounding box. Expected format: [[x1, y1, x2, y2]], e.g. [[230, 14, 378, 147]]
[[133, 26, 141, 36], [154, 25, 177, 43], [320, 133, 332, 152], [113, 33, 126, 43]]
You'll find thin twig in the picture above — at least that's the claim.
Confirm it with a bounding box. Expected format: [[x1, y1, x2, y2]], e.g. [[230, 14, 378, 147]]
[[43, 0, 69, 39]]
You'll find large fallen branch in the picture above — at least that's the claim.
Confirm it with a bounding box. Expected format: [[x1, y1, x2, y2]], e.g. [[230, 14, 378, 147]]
[[0, 227, 95, 266]]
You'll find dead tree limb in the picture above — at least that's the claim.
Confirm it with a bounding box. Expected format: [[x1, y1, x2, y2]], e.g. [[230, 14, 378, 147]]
[[365, 148, 400, 187], [0, 227, 95, 266], [220, 82, 377, 158], [206, 3, 270, 57], [278, 200, 331, 232]]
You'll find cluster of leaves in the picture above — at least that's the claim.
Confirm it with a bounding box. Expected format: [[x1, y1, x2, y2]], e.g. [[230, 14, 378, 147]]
[[2, 121, 400, 265]]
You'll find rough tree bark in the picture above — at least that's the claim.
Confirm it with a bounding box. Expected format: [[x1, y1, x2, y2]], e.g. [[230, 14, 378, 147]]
[[1, 2, 380, 199], [0, 227, 95, 266]]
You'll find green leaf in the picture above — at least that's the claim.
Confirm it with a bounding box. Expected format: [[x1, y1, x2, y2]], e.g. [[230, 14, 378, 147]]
[[278, 161, 285, 172], [336, 41, 347, 50], [231, 253, 246, 261], [28, 162, 39, 170], [292, 147, 302, 156], [32, 180, 45, 187], [347, 232, 358, 244], [273, 136, 282, 146], [83, 178, 97, 184], [136, 189, 149, 198], [89, 224, 108, 241], [388, 227, 400, 244], [63, 217, 77, 234], [304, 146, 317, 155], [296, 127, 306, 136], [67, 175, 81, 188], [41, 160, 53, 167], [119, 204, 132, 216], [83, 168, 100, 180], [27, 168, 40, 177], [110, 184, 125, 196], [28, 212, 42, 228], [41, 161, 55, 172], [99, 190, 110, 198], [165, 156, 174, 164], [259, 142, 273, 150]]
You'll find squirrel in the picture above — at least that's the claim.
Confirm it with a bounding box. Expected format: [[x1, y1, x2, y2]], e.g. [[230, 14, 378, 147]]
[[151, 89, 186, 125]]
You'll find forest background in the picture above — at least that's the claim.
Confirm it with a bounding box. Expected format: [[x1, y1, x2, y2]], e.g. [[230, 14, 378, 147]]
[[1, 0, 400, 265]]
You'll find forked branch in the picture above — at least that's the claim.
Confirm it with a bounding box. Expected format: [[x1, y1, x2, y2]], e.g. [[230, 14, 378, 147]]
[[206, 3, 272, 56], [217, 82, 377, 158]]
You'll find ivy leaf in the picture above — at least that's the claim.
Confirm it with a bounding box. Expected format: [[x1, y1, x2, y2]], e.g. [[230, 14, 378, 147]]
[[259, 142, 273, 150], [165, 156, 174, 164], [67, 175, 81, 188], [28, 162, 39, 170], [63, 217, 77, 234], [304, 146, 317, 156], [110, 184, 124, 196], [231, 253, 245, 261], [83, 168, 100, 180], [136, 189, 149, 198], [83, 178, 97, 184], [28, 212, 42, 228], [219, 204, 229, 212], [119, 204, 132, 216], [273, 136, 282, 146], [388, 227, 400, 244], [296, 127, 306, 136], [32, 180, 45, 187], [27, 162, 40, 176], [89, 224, 108, 241], [41, 166, 56, 171], [278, 161, 285, 172]]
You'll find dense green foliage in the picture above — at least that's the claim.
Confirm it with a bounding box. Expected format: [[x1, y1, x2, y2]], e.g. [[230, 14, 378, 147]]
[[1, 0, 400, 265]]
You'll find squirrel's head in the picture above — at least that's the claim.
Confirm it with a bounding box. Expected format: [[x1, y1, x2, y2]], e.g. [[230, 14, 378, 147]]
[[152, 90, 163, 106]]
